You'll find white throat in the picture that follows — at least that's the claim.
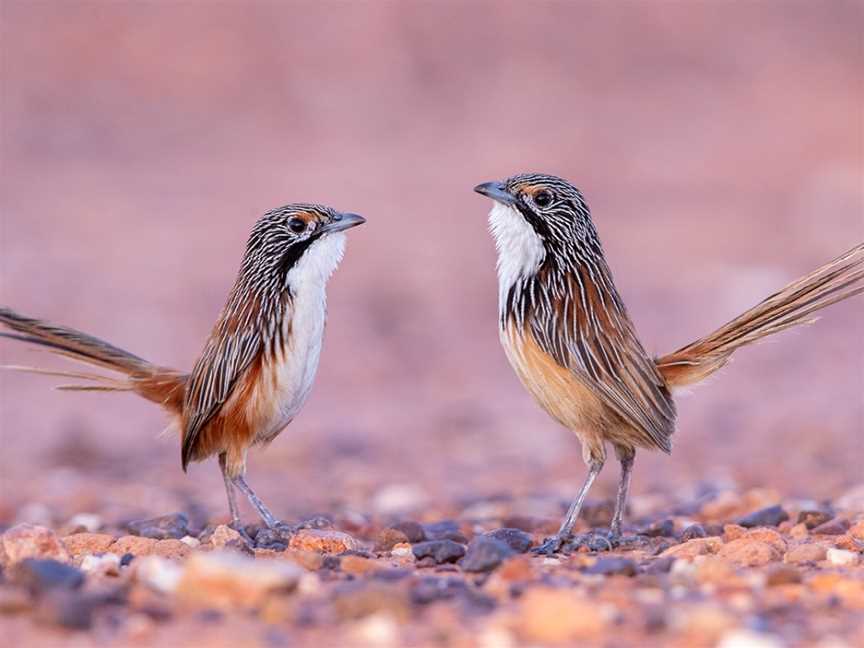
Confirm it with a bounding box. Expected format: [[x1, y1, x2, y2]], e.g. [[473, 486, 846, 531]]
[[286, 232, 347, 290], [488, 202, 545, 308]]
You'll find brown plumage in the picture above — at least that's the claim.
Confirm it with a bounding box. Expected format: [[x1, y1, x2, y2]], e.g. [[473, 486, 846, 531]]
[[476, 173, 863, 553], [1, 204, 365, 530]]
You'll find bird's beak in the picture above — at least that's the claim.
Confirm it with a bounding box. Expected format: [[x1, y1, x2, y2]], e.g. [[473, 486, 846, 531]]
[[473, 181, 516, 206], [324, 212, 366, 233]]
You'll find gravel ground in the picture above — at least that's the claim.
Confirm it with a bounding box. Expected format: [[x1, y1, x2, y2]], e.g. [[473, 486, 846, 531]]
[[1, 486, 863, 647]]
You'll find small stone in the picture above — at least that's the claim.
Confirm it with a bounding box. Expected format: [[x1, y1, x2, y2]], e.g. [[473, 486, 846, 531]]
[[742, 528, 787, 554], [390, 544, 414, 560], [135, 555, 183, 593], [412, 540, 466, 564], [390, 521, 427, 544], [515, 587, 605, 642], [811, 518, 851, 536], [660, 538, 722, 560], [849, 520, 864, 541], [62, 533, 116, 558], [65, 513, 103, 534], [585, 557, 637, 577], [826, 548, 860, 567], [423, 520, 468, 543], [788, 523, 809, 540], [764, 564, 801, 586], [209, 525, 250, 552], [176, 551, 302, 609], [180, 536, 200, 548], [680, 524, 707, 541], [719, 539, 782, 567], [341, 555, 380, 576], [460, 537, 514, 573], [723, 525, 747, 542], [783, 543, 827, 564], [109, 536, 158, 557], [641, 519, 675, 538], [127, 513, 189, 540], [289, 529, 359, 554], [834, 534, 864, 552], [374, 528, 409, 552], [79, 553, 121, 576], [738, 505, 789, 528], [797, 510, 833, 529], [486, 528, 533, 553], [153, 539, 192, 560], [12, 559, 84, 594], [1, 524, 70, 566]]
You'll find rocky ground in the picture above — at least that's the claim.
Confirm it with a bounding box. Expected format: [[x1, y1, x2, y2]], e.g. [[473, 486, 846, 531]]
[[1, 486, 862, 648]]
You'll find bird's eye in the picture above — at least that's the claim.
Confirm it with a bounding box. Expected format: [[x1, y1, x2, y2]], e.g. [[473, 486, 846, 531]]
[[288, 218, 306, 234], [534, 190, 552, 208]]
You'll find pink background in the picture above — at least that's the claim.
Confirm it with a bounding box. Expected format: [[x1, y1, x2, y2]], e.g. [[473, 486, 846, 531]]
[[1, 2, 862, 525]]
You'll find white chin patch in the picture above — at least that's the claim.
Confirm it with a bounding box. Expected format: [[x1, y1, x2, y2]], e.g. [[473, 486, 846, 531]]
[[488, 202, 545, 301], [288, 231, 347, 286]]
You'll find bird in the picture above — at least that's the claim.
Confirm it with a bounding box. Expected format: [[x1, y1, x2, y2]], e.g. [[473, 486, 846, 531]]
[[0, 203, 365, 533], [474, 173, 863, 554]]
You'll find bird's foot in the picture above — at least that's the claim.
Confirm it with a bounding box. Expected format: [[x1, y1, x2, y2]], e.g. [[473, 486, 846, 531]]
[[254, 516, 332, 549], [532, 534, 567, 556], [568, 529, 648, 552], [227, 520, 257, 548]]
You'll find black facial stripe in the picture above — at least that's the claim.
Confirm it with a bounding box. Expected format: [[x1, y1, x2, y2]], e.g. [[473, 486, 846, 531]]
[[279, 232, 323, 276]]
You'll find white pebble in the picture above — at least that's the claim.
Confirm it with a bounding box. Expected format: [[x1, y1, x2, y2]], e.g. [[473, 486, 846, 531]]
[[826, 548, 860, 567], [180, 535, 201, 548], [136, 556, 183, 593], [80, 553, 121, 576], [717, 630, 786, 648]]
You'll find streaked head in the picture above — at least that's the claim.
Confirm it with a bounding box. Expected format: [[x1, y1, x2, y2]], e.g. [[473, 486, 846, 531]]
[[243, 203, 365, 288], [474, 173, 601, 286]]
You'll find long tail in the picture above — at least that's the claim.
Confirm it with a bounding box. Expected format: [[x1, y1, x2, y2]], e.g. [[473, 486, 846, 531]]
[[657, 243, 864, 388], [0, 307, 186, 412]]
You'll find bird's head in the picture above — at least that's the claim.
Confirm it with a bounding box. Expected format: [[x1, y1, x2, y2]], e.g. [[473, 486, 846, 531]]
[[243, 203, 365, 289], [474, 173, 600, 284]]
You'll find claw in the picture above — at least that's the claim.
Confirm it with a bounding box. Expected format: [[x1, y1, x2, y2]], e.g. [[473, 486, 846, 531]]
[[532, 535, 566, 555]]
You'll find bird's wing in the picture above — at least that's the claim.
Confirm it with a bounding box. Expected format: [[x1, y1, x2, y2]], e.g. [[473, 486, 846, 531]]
[[528, 261, 676, 452], [180, 296, 275, 469]]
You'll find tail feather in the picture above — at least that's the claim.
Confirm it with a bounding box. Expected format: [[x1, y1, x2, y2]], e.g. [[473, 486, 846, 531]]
[[657, 243, 864, 387], [0, 307, 186, 412]]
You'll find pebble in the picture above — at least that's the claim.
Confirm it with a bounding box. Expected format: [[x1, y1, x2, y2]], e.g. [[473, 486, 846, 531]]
[[811, 518, 851, 536], [423, 520, 469, 543], [680, 524, 708, 541], [797, 510, 833, 529], [849, 520, 864, 541], [641, 519, 675, 538], [289, 529, 359, 554], [391, 521, 427, 543], [515, 587, 606, 642], [79, 553, 121, 576], [177, 551, 302, 610], [135, 556, 183, 593], [585, 557, 637, 577], [718, 539, 782, 567], [127, 513, 190, 540], [65, 513, 103, 534], [153, 539, 192, 560], [1, 524, 70, 566], [660, 538, 722, 560], [783, 543, 827, 565], [109, 535, 158, 557], [826, 548, 860, 567], [460, 537, 514, 573], [412, 540, 466, 564], [485, 528, 533, 553], [374, 528, 409, 552], [208, 525, 251, 552], [62, 533, 115, 558], [12, 559, 85, 594], [739, 505, 789, 528]]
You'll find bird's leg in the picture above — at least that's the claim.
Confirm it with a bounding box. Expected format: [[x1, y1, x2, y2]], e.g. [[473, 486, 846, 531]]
[[534, 459, 604, 555], [609, 446, 635, 540], [218, 453, 242, 528], [232, 473, 280, 529]]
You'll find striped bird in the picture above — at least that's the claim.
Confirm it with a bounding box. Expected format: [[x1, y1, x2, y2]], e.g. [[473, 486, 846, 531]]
[[475, 173, 863, 554], [1, 204, 365, 531]]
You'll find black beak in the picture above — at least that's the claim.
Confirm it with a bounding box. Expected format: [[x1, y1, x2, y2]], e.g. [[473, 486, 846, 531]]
[[474, 181, 516, 206], [325, 212, 366, 233]]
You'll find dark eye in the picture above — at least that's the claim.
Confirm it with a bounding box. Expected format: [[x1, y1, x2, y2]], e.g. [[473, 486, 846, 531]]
[[534, 190, 552, 207], [288, 218, 306, 234]]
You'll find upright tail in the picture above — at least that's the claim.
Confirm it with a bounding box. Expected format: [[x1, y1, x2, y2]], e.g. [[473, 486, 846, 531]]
[[0, 307, 186, 413], [656, 243, 864, 388]]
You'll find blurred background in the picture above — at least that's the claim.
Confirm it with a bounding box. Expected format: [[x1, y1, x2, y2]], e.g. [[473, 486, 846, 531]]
[[1, 1, 862, 527]]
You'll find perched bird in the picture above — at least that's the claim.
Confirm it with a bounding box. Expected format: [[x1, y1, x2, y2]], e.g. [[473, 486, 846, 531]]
[[0, 204, 365, 531], [475, 173, 863, 554]]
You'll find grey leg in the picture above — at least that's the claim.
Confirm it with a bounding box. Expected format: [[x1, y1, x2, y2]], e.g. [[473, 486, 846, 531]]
[[610, 446, 635, 539], [218, 453, 242, 527], [534, 459, 604, 554], [233, 474, 279, 529]]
